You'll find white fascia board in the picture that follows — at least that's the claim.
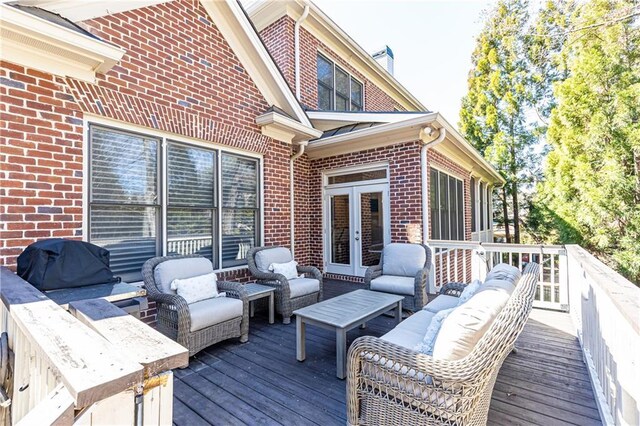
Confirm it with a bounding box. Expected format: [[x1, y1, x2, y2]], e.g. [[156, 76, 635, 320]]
[[200, 0, 311, 128], [256, 111, 322, 143], [306, 113, 437, 159], [307, 110, 429, 125], [432, 114, 506, 185], [16, 0, 171, 22], [247, 0, 428, 113], [0, 4, 125, 82]]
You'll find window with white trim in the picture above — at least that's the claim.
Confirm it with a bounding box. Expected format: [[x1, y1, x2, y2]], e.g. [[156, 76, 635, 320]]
[[429, 169, 465, 240], [317, 53, 363, 111], [89, 125, 261, 281]]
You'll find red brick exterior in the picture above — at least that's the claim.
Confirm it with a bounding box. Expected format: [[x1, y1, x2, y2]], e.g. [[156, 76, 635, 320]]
[[260, 16, 405, 112], [0, 0, 292, 275]]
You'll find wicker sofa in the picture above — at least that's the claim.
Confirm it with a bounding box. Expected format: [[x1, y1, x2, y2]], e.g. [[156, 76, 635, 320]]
[[142, 255, 249, 357], [347, 262, 539, 425], [364, 243, 432, 311], [247, 246, 323, 324]]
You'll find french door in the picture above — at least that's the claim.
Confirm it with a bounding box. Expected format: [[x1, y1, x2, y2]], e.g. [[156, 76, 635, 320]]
[[324, 184, 390, 276]]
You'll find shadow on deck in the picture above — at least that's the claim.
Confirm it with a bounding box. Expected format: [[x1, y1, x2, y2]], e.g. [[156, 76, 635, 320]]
[[172, 280, 601, 426]]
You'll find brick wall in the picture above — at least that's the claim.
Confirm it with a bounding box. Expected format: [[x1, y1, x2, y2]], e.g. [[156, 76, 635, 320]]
[[0, 62, 84, 267], [260, 16, 405, 112]]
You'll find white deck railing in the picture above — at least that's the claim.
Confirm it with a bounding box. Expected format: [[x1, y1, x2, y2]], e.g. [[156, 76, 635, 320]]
[[426, 240, 640, 425]]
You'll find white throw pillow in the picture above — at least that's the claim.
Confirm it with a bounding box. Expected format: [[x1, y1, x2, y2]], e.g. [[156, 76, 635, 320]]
[[269, 260, 298, 280], [170, 272, 218, 304], [457, 279, 482, 305], [414, 307, 456, 355]]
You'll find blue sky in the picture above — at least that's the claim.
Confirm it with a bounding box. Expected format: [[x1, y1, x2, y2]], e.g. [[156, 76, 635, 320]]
[[313, 1, 494, 127]]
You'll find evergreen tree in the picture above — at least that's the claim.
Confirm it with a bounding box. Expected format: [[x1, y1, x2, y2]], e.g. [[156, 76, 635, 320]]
[[533, 0, 640, 283], [460, 0, 538, 243]]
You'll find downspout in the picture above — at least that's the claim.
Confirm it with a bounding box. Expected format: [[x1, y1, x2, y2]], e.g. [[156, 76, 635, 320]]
[[419, 126, 447, 244], [290, 141, 308, 255], [294, 5, 310, 101]]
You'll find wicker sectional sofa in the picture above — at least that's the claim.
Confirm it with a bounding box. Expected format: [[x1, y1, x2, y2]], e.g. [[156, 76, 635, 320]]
[[346, 262, 540, 425]]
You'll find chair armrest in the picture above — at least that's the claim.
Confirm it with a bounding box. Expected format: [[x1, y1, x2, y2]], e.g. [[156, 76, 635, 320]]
[[413, 268, 429, 309], [364, 264, 382, 288], [297, 265, 322, 281], [439, 282, 467, 297], [147, 292, 191, 343], [218, 281, 248, 302], [347, 335, 475, 384]]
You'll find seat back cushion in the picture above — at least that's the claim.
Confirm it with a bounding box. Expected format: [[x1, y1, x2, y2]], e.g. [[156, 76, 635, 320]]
[[415, 307, 456, 355], [478, 278, 516, 296], [382, 243, 426, 277], [170, 272, 218, 304], [269, 260, 298, 280], [154, 257, 214, 294], [255, 247, 293, 273], [432, 288, 511, 360], [485, 263, 521, 284]]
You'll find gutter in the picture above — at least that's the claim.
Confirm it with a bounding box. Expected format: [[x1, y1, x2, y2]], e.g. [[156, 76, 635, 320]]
[[290, 141, 308, 255], [294, 5, 310, 101], [420, 126, 447, 244]]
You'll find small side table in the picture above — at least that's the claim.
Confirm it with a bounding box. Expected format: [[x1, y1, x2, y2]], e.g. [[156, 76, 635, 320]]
[[244, 283, 275, 324]]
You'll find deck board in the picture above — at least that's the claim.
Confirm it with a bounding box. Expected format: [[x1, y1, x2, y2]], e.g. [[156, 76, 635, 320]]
[[173, 280, 601, 425]]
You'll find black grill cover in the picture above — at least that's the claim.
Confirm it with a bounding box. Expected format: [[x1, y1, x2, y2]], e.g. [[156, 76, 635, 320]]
[[17, 239, 120, 291]]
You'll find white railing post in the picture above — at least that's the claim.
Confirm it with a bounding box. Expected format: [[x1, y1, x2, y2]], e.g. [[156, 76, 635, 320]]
[[472, 246, 488, 281], [559, 248, 569, 312]]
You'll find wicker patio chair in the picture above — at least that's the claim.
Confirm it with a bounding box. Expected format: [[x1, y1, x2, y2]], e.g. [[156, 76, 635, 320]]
[[246, 246, 323, 324], [347, 262, 539, 426], [142, 255, 249, 357], [364, 243, 432, 311]]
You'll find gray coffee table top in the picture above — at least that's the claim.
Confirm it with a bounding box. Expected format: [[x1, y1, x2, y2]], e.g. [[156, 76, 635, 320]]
[[293, 289, 404, 329]]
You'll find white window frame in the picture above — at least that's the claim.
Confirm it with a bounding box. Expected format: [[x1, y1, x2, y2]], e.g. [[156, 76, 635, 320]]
[[317, 51, 364, 112], [82, 115, 264, 279], [429, 166, 466, 241]]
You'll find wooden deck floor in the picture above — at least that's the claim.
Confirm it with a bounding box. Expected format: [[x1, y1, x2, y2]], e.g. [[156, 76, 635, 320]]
[[172, 280, 601, 425]]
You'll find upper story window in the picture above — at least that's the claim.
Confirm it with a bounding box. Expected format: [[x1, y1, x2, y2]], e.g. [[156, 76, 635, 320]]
[[317, 54, 363, 111], [89, 125, 261, 281]]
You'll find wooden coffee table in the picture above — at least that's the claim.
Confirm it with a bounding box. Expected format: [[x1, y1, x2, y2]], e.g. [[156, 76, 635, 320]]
[[293, 289, 403, 379]]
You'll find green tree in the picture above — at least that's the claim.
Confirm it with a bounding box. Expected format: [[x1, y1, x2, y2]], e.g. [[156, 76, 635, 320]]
[[533, 0, 640, 283], [460, 0, 538, 243]]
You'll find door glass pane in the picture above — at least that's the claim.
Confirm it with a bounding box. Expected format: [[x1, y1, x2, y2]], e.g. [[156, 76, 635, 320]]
[[330, 194, 350, 265], [360, 192, 383, 267]]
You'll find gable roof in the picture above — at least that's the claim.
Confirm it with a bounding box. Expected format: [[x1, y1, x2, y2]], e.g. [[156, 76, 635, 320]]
[[12, 0, 315, 132], [245, 0, 428, 112]]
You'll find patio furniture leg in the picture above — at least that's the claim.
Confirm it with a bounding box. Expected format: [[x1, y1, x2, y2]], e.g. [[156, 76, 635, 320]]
[[296, 316, 305, 362], [269, 293, 274, 324], [283, 316, 291, 325], [336, 328, 347, 379], [360, 322, 366, 329], [250, 300, 255, 318], [396, 301, 403, 325]]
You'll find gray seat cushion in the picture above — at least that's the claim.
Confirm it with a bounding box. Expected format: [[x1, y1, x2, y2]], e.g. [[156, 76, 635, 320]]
[[188, 296, 243, 332], [288, 277, 319, 298], [371, 275, 415, 296], [382, 243, 426, 277], [424, 295, 459, 313], [255, 247, 293, 273], [154, 257, 214, 294], [381, 310, 435, 349]]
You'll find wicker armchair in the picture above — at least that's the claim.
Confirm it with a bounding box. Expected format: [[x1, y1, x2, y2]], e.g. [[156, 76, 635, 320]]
[[247, 246, 323, 324], [347, 262, 539, 426], [142, 255, 249, 357], [364, 243, 432, 311]]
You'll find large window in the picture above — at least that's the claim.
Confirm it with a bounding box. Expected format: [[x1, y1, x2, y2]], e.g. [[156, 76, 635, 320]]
[[317, 54, 363, 111], [429, 169, 465, 241], [89, 125, 261, 281]]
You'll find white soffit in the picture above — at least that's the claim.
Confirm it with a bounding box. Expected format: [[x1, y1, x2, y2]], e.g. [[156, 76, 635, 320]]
[[307, 110, 431, 131], [14, 0, 171, 22], [0, 4, 125, 83], [256, 110, 322, 144]]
